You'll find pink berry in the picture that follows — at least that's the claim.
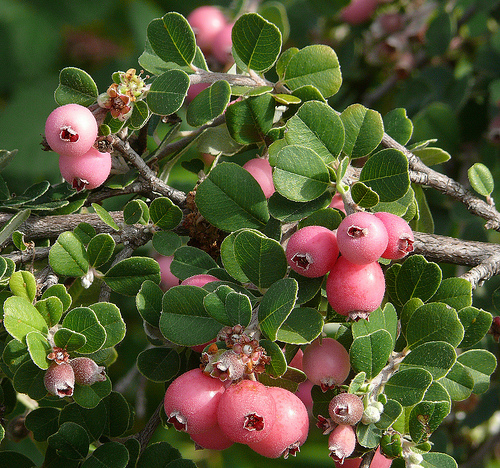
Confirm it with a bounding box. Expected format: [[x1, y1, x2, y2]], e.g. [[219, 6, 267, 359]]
[[59, 147, 112, 191], [326, 256, 385, 319], [337, 212, 388, 265], [186, 82, 210, 103], [302, 338, 350, 391], [295, 379, 314, 412], [328, 423, 357, 463], [187, 6, 227, 54], [190, 423, 234, 450], [212, 22, 234, 65], [373, 212, 414, 260], [156, 255, 179, 291], [247, 386, 309, 459], [340, 0, 379, 25], [328, 393, 364, 426], [286, 226, 339, 278], [69, 357, 106, 386], [164, 368, 226, 434], [44, 362, 75, 398], [243, 158, 275, 198], [288, 349, 304, 370], [181, 274, 219, 287], [45, 104, 98, 158], [217, 380, 276, 444], [336, 447, 393, 468]]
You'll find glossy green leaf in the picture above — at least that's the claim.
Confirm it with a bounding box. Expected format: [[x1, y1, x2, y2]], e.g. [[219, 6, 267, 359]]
[[273, 145, 330, 202], [72, 378, 112, 409], [147, 12, 196, 67], [220, 231, 252, 283], [128, 100, 150, 130], [87, 233, 115, 268], [9, 271, 36, 302], [351, 182, 380, 208], [136, 280, 164, 327], [376, 399, 403, 431], [149, 197, 183, 230], [0, 451, 35, 467], [283, 45, 342, 98], [268, 191, 333, 222], [90, 302, 126, 349], [352, 304, 398, 345], [384, 108, 413, 145], [276, 307, 324, 344], [429, 277, 472, 310], [195, 124, 243, 156], [260, 339, 287, 378], [147, 70, 190, 115], [13, 360, 47, 400], [196, 162, 270, 231], [3, 296, 48, 343], [137, 442, 193, 468], [62, 307, 106, 354], [438, 361, 474, 401], [349, 330, 393, 379], [137, 347, 181, 383], [187, 80, 231, 127], [36, 296, 64, 327], [341, 104, 384, 159], [232, 13, 282, 72], [400, 341, 456, 379], [457, 349, 497, 394], [2, 340, 30, 373], [225, 290, 252, 327], [276, 47, 298, 79], [170, 246, 218, 281], [152, 231, 181, 256], [458, 306, 493, 348], [258, 278, 298, 341], [395, 255, 442, 304], [356, 423, 383, 449], [49, 231, 89, 277], [81, 441, 129, 468], [53, 328, 87, 352], [384, 368, 433, 406], [104, 257, 161, 296], [123, 199, 149, 225], [103, 392, 132, 437], [25, 407, 61, 442], [26, 331, 51, 370], [468, 162, 494, 197], [55, 67, 98, 106]]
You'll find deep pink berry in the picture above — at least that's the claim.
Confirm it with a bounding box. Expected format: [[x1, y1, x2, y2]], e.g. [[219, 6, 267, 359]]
[[337, 212, 388, 265], [373, 212, 414, 260], [328, 423, 357, 463], [302, 338, 350, 391], [288, 349, 304, 370], [181, 274, 219, 287], [186, 82, 211, 103], [340, 0, 379, 25], [247, 386, 309, 458], [45, 104, 98, 158], [190, 423, 234, 450], [326, 256, 385, 319], [335, 447, 393, 467], [212, 22, 234, 65], [69, 357, 106, 386], [164, 368, 226, 434], [295, 379, 314, 412], [59, 147, 112, 191], [328, 393, 364, 426], [286, 225, 339, 278], [44, 362, 75, 398], [156, 255, 180, 291], [243, 158, 275, 198], [187, 6, 227, 54], [217, 379, 276, 444]]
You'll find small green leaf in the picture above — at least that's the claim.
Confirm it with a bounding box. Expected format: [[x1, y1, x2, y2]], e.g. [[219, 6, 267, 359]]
[[170, 246, 218, 281], [0, 209, 31, 245], [413, 147, 450, 166], [426, 10, 452, 56], [152, 231, 181, 256], [349, 330, 393, 379], [3, 296, 48, 343], [53, 328, 87, 352], [400, 341, 456, 379], [276, 307, 324, 344], [90, 302, 126, 349], [80, 441, 129, 468], [25, 407, 61, 442], [104, 257, 161, 296], [429, 277, 472, 310], [9, 270, 37, 302], [87, 234, 115, 268], [351, 182, 380, 208], [0, 451, 35, 467], [468, 162, 494, 197], [72, 378, 112, 409], [384, 368, 433, 406], [129, 100, 151, 130], [55, 67, 98, 106], [409, 400, 450, 443], [26, 331, 51, 370], [421, 452, 458, 468], [123, 199, 149, 225], [91, 203, 120, 230], [42, 284, 72, 311], [136, 280, 164, 328], [13, 360, 47, 400], [395, 255, 442, 304], [384, 108, 413, 145], [439, 361, 474, 401], [276, 47, 298, 79], [186, 80, 231, 127], [458, 307, 493, 348], [62, 307, 107, 354], [149, 197, 183, 230], [49, 231, 89, 277], [32, 295, 65, 328], [146, 70, 190, 115], [260, 339, 287, 377], [137, 347, 181, 383], [457, 349, 497, 394]]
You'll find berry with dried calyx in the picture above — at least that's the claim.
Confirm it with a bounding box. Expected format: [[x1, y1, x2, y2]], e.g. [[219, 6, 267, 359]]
[[328, 393, 364, 426], [374, 211, 414, 260], [190, 423, 234, 451], [328, 423, 357, 463], [44, 362, 75, 398], [69, 357, 106, 386]]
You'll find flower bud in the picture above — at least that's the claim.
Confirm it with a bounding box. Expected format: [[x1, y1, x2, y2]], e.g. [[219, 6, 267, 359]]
[[44, 362, 75, 397], [69, 357, 106, 386], [362, 405, 381, 424]]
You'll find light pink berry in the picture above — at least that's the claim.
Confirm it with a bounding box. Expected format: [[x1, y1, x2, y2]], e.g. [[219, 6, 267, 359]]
[[373, 212, 414, 260], [328, 423, 357, 463], [59, 147, 112, 191], [190, 423, 234, 450], [302, 338, 350, 391], [69, 357, 106, 386], [295, 379, 314, 412], [328, 393, 364, 426], [326, 256, 385, 319], [156, 255, 179, 291], [187, 6, 227, 54], [44, 362, 75, 398], [212, 22, 234, 65], [164, 368, 226, 434], [45, 104, 98, 158], [341, 0, 380, 25], [337, 212, 388, 265], [247, 386, 309, 459], [243, 158, 275, 198], [335, 447, 392, 467], [181, 274, 219, 287], [217, 379, 276, 444], [186, 82, 210, 103], [286, 225, 339, 278]]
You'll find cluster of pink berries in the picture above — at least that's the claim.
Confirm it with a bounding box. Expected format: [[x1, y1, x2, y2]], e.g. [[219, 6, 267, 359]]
[[43, 349, 106, 398], [44, 103, 111, 191], [163, 368, 309, 458], [286, 210, 414, 320]]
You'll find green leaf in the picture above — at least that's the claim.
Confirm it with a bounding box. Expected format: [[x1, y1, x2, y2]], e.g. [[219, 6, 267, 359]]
[[149, 197, 183, 230], [384, 108, 413, 145], [351, 182, 380, 208], [160, 285, 222, 346], [359, 148, 410, 202], [86, 234, 115, 268], [395, 255, 442, 304], [283, 45, 342, 98], [349, 330, 393, 379], [9, 270, 37, 302], [53, 328, 87, 352], [406, 302, 464, 349], [137, 347, 181, 383], [299, 207, 343, 231], [409, 399, 451, 443], [438, 361, 474, 401], [273, 145, 330, 202], [356, 423, 383, 449], [136, 280, 164, 328], [233, 230, 287, 288], [421, 452, 457, 468], [13, 360, 47, 400], [260, 339, 287, 377], [232, 13, 282, 72], [2, 340, 30, 373], [225, 291, 252, 327], [413, 185, 435, 233], [152, 231, 181, 256], [3, 296, 48, 343], [26, 331, 51, 369], [341, 104, 384, 159], [258, 278, 298, 341], [129, 100, 151, 130], [170, 246, 218, 281], [55, 67, 98, 106], [80, 441, 129, 468], [458, 306, 493, 348], [268, 191, 331, 223], [468, 162, 494, 197], [284, 100, 344, 164], [276, 307, 324, 344], [276, 47, 298, 79], [457, 349, 497, 394], [225, 93, 275, 144], [0, 209, 31, 245], [73, 378, 112, 409], [429, 277, 472, 310], [104, 257, 161, 296], [384, 368, 433, 406], [25, 407, 61, 442], [123, 200, 149, 225], [62, 307, 107, 354], [49, 231, 89, 277], [89, 205, 118, 231], [137, 442, 193, 468], [400, 341, 456, 379], [90, 302, 126, 349], [186, 80, 231, 127], [59, 400, 107, 443], [147, 12, 196, 67], [196, 162, 270, 231], [147, 70, 190, 115], [36, 296, 64, 327], [426, 10, 452, 56], [413, 147, 450, 166], [376, 399, 403, 431], [42, 284, 72, 312]]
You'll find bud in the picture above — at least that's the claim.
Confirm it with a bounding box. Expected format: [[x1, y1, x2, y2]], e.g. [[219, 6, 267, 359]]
[[44, 362, 75, 397], [380, 432, 403, 458], [69, 357, 106, 386], [362, 404, 381, 424]]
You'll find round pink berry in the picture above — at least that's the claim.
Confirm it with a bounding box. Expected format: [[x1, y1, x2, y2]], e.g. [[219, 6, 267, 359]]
[[295, 379, 314, 412], [247, 386, 309, 459], [373, 212, 414, 260], [328, 423, 357, 463], [326, 256, 385, 319], [190, 423, 234, 450], [181, 274, 219, 287], [69, 357, 106, 386], [44, 362, 75, 398], [156, 255, 179, 291], [212, 22, 234, 65], [337, 212, 388, 265], [217, 379, 276, 444], [186, 82, 210, 104], [286, 225, 339, 278], [164, 368, 226, 434], [302, 338, 350, 391], [340, 0, 379, 25], [187, 6, 227, 54], [45, 104, 98, 158], [59, 147, 112, 191], [328, 393, 364, 426], [243, 158, 275, 198]]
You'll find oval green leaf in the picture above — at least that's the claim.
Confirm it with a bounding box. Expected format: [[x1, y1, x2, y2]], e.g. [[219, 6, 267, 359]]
[[468, 162, 494, 197], [147, 70, 190, 115], [104, 257, 161, 296], [55, 67, 98, 106], [384, 368, 433, 407], [49, 231, 89, 277], [186, 80, 231, 127]]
